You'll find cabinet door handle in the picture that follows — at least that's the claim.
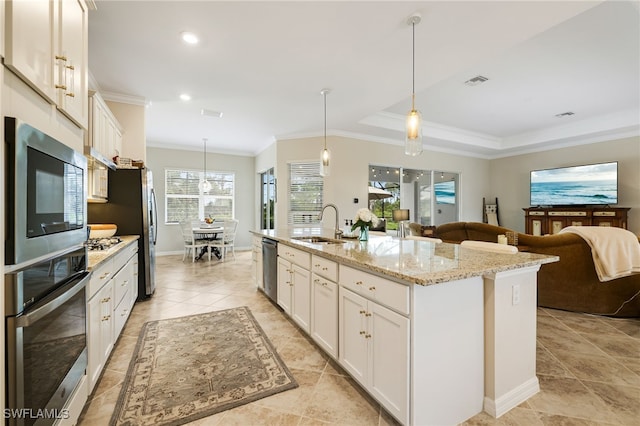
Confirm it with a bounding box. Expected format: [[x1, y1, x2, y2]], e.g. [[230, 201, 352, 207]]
[[365, 312, 371, 317], [314, 263, 321, 267], [355, 281, 363, 285], [365, 334, 372, 339], [314, 279, 320, 284], [322, 267, 328, 271], [369, 286, 376, 291], [359, 331, 366, 335], [101, 315, 110, 321], [55, 55, 68, 61], [359, 310, 366, 315], [321, 282, 328, 287], [100, 297, 111, 303]]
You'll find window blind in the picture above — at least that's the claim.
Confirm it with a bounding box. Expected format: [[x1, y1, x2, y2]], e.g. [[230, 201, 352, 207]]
[[165, 169, 235, 223], [288, 161, 323, 225]]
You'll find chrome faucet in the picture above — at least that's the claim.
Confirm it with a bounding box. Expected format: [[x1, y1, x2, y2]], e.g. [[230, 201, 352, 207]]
[[318, 203, 343, 239]]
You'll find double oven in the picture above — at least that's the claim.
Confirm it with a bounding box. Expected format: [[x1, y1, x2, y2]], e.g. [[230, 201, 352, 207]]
[[4, 117, 89, 425]]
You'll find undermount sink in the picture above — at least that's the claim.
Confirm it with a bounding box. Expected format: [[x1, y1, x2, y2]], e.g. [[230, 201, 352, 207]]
[[291, 236, 346, 244]]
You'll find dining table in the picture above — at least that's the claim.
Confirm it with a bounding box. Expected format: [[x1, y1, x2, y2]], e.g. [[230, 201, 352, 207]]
[[192, 225, 224, 260]]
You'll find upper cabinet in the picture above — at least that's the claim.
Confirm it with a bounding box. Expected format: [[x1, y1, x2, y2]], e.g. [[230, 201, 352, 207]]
[[87, 90, 123, 166], [4, 0, 88, 129]]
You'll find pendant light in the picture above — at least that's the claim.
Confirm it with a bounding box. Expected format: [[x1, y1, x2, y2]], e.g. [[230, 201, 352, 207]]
[[319, 88, 331, 177], [405, 13, 423, 156], [199, 138, 212, 193]]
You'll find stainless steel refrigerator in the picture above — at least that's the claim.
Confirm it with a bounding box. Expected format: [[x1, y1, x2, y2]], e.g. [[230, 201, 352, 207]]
[[88, 167, 157, 299]]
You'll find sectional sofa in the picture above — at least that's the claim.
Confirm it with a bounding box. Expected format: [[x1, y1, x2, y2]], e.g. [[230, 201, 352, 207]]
[[428, 222, 640, 318]]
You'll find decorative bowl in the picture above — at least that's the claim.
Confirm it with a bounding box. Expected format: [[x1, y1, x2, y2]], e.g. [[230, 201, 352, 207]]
[[89, 224, 117, 239]]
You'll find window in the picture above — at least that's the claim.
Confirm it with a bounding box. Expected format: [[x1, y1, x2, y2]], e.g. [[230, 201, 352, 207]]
[[260, 168, 276, 230], [288, 161, 323, 225], [165, 169, 234, 223]]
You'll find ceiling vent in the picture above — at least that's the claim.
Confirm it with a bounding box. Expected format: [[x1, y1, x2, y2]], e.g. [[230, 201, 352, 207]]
[[464, 75, 489, 86], [554, 111, 575, 118]]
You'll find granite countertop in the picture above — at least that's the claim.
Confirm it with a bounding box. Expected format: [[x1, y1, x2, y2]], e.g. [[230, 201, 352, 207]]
[[252, 228, 559, 286], [87, 235, 139, 270]]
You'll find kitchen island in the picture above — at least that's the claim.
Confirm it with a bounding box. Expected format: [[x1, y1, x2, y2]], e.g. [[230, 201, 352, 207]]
[[252, 228, 558, 425]]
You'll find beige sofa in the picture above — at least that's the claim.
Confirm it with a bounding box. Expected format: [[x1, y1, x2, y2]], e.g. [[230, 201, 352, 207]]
[[434, 222, 640, 318]]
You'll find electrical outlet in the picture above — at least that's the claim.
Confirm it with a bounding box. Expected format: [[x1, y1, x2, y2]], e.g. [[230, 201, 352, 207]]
[[512, 284, 521, 305]]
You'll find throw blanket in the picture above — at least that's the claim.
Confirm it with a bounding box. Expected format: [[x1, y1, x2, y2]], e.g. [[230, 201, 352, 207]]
[[559, 226, 640, 282], [460, 240, 518, 254]]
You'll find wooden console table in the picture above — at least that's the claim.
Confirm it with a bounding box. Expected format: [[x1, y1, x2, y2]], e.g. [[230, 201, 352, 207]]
[[523, 207, 630, 235]]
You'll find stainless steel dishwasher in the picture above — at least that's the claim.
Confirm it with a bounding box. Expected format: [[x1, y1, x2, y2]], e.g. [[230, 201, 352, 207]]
[[262, 238, 278, 303]]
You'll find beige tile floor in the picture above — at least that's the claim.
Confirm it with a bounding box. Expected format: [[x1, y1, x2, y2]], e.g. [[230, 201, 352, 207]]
[[78, 251, 640, 426]]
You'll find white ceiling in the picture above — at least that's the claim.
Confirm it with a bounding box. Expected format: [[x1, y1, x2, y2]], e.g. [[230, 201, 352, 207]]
[[88, 0, 640, 159]]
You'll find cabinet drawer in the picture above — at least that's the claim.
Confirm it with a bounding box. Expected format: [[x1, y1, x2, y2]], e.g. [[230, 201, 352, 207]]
[[278, 244, 311, 269], [114, 294, 131, 337], [88, 258, 114, 299], [312, 255, 338, 282], [340, 265, 410, 315], [113, 261, 133, 306], [113, 243, 137, 271]]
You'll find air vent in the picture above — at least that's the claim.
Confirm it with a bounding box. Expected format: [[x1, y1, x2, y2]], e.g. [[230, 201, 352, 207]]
[[464, 75, 489, 86], [555, 112, 575, 118]]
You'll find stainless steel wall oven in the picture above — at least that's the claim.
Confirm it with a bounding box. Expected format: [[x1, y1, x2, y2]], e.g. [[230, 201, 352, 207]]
[[4, 117, 87, 266], [4, 246, 89, 426]]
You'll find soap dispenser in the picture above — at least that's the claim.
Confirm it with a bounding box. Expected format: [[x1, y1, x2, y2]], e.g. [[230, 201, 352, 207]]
[[343, 219, 351, 236]]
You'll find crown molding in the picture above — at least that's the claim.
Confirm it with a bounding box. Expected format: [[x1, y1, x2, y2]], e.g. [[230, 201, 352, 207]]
[[101, 91, 147, 106]]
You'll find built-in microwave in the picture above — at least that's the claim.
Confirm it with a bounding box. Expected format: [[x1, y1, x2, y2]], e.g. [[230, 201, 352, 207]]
[[4, 117, 88, 266]]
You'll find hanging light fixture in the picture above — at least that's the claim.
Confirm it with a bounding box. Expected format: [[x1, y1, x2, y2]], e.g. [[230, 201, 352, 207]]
[[199, 138, 212, 192], [319, 88, 331, 177], [405, 13, 423, 156]]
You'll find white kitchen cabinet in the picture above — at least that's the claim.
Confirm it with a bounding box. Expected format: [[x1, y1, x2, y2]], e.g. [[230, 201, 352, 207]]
[[88, 90, 123, 164], [252, 236, 263, 289], [277, 244, 311, 332], [56, 0, 89, 128], [87, 241, 138, 394], [339, 286, 409, 425], [4, 0, 88, 128], [310, 255, 338, 358], [87, 272, 114, 392], [112, 251, 136, 337]]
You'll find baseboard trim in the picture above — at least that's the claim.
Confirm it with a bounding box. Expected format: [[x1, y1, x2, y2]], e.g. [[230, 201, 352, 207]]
[[483, 376, 540, 418]]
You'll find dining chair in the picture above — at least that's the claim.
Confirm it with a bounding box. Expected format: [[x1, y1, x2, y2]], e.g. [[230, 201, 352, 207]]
[[208, 219, 238, 261], [180, 220, 211, 262]]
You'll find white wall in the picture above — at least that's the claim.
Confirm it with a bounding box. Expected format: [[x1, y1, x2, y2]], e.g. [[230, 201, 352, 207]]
[[489, 136, 640, 234], [275, 135, 491, 230], [146, 146, 255, 255]]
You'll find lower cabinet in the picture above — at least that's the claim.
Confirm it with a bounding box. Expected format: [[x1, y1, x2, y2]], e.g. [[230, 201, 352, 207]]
[[310, 273, 338, 358], [277, 256, 311, 332], [87, 242, 138, 394], [273, 243, 408, 424], [339, 286, 409, 425], [87, 277, 114, 391], [252, 236, 263, 289]]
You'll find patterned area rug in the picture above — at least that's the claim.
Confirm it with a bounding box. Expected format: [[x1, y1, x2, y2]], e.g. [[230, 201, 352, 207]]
[[110, 306, 297, 425]]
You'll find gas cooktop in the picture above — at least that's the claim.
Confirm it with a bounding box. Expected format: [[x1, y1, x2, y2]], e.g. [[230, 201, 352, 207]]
[[85, 237, 122, 251]]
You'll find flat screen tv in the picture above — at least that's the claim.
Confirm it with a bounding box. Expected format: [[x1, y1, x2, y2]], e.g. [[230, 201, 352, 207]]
[[530, 161, 618, 207]]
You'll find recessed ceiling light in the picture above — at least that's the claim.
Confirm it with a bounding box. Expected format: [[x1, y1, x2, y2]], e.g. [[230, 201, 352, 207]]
[[180, 94, 191, 101], [464, 75, 489, 86], [181, 31, 199, 45]]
